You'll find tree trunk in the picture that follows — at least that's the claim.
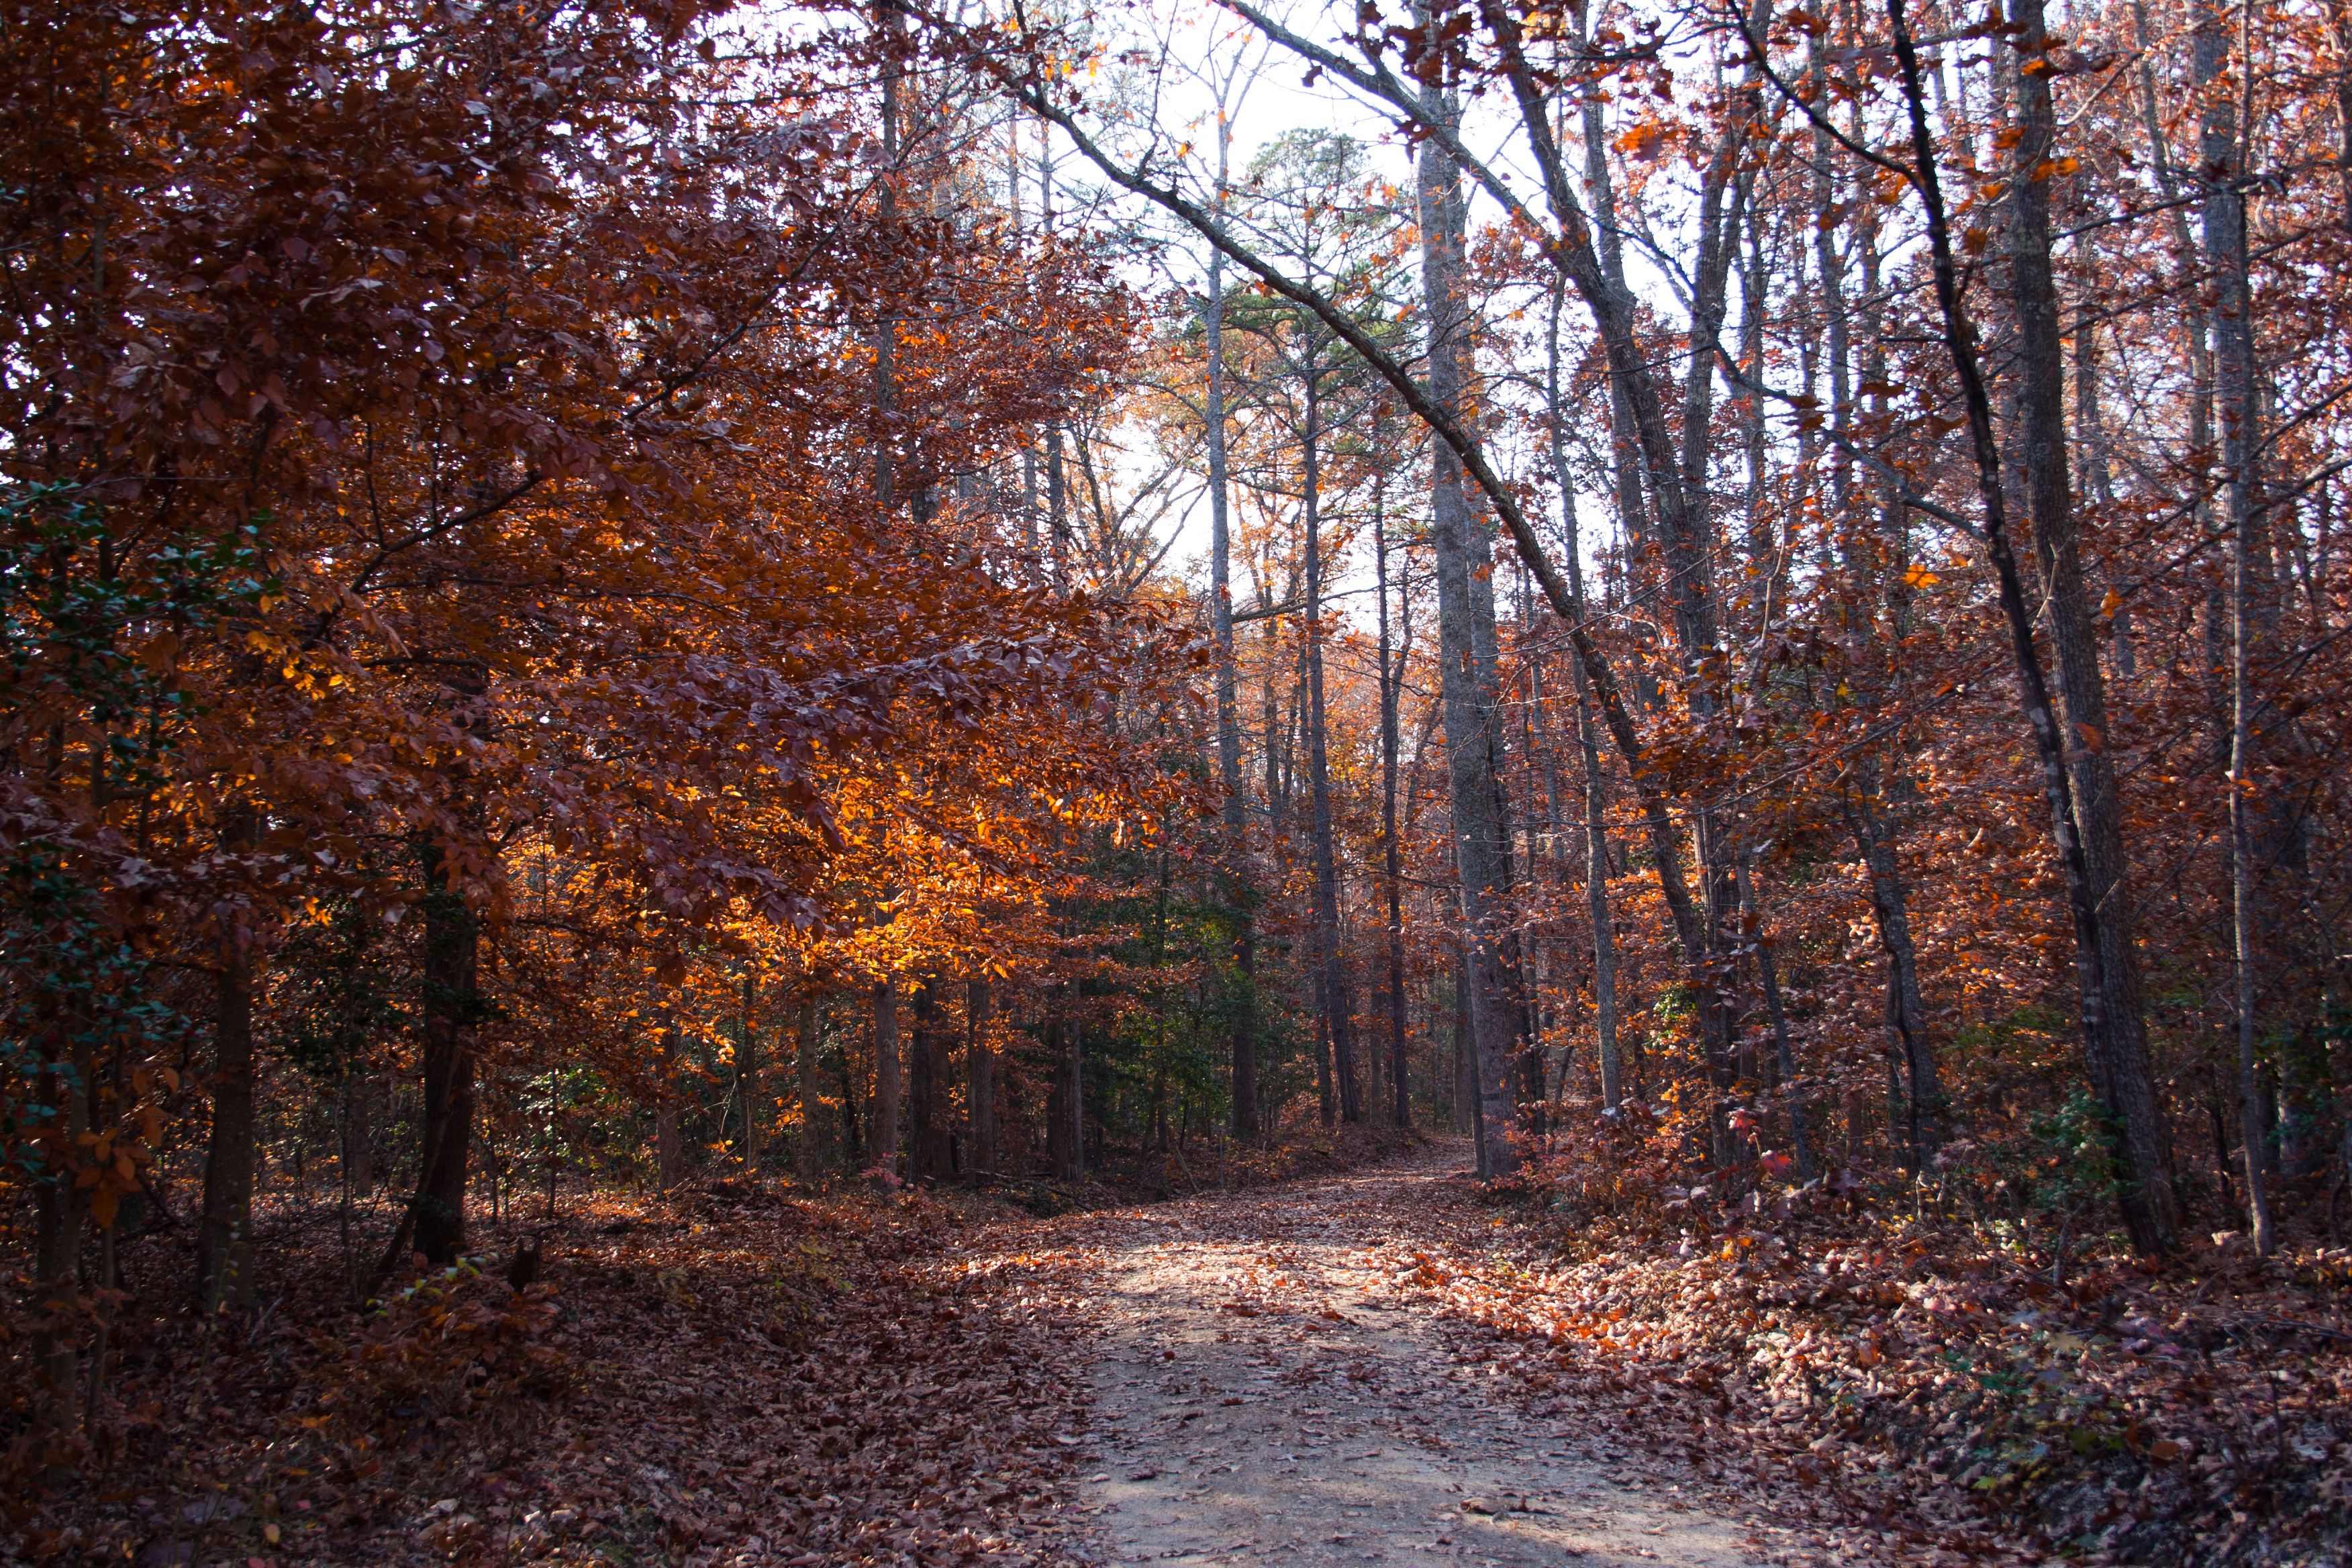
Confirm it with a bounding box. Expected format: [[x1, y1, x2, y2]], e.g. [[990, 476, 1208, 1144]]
[[1885, 0, 2173, 1253], [1302, 368, 1361, 1126], [1046, 430, 1068, 587], [1378, 481, 1412, 1129], [654, 1102, 682, 1191], [198, 804, 258, 1310], [874, 0, 901, 513], [1512, 604, 1550, 1140], [967, 977, 994, 1182], [344, 1072, 375, 1196], [1204, 115, 1259, 1147], [1269, 667, 1287, 820], [910, 977, 946, 1181], [738, 974, 761, 1171], [1577, 23, 1651, 566], [1850, 790, 1938, 1165], [871, 980, 899, 1177], [1546, 291, 1623, 1112], [1314, 983, 1335, 1130], [1232, 927, 1259, 1142], [1453, 943, 1477, 1143], [2014, 0, 2179, 1248], [1736, 851, 1813, 1177], [795, 992, 824, 1182], [414, 833, 479, 1263], [1553, 4, 1725, 987], [2203, 0, 2276, 1255], [1809, 24, 1853, 525], [30, 992, 91, 1406], [1070, 1011, 1085, 1179], [1418, 117, 1519, 1176], [1046, 1020, 1075, 1178], [837, 1011, 864, 1172]]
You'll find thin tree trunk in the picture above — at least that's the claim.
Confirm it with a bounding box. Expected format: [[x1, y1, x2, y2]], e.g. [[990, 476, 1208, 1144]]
[[795, 992, 824, 1183], [652, 1024, 685, 1190], [1555, 0, 1734, 1003], [1546, 288, 1624, 1112], [2071, 232, 2132, 678], [31, 995, 91, 1406], [1512, 634, 1549, 1137], [1069, 1011, 1085, 1179], [838, 1009, 865, 1173], [1418, 111, 1519, 1176], [1206, 136, 1259, 1144], [1378, 479, 1411, 1128], [872, 980, 899, 1177], [1303, 366, 1361, 1126], [1040, 115, 1069, 589], [874, 0, 901, 513], [1453, 942, 1477, 1142], [1314, 975, 1336, 1130], [2015, 0, 2179, 1248], [967, 977, 995, 1183], [197, 804, 258, 1310], [738, 974, 761, 1171], [344, 1072, 374, 1196], [1261, 589, 1283, 833], [2205, 0, 2275, 1255], [910, 977, 943, 1181], [1576, 9, 1651, 565], [413, 833, 479, 1262], [1046, 1016, 1075, 1177], [1887, 0, 2173, 1253], [2331, 0, 2352, 228], [1736, 851, 1812, 1177], [1810, 24, 1853, 526], [1850, 789, 1937, 1165]]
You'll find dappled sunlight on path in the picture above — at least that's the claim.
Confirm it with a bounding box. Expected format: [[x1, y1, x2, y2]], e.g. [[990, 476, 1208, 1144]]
[[1059, 1144, 1767, 1568]]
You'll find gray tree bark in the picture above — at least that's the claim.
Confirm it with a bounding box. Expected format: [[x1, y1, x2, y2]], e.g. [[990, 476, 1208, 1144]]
[[1378, 481, 1412, 1128], [1849, 785, 1939, 1165], [2016, 0, 2180, 1248], [1418, 112, 1520, 1175], [1545, 293, 1622, 1111], [2201, 0, 2276, 1255], [1884, 0, 2171, 1254], [1302, 365, 1361, 1124], [1206, 152, 1260, 1144]]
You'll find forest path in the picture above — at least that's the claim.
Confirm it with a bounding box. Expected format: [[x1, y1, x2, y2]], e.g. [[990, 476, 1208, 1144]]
[[1063, 1142, 1769, 1568]]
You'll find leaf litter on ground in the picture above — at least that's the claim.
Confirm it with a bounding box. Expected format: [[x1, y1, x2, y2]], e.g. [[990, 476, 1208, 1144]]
[[13, 1130, 2346, 1568], [1381, 1158, 2349, 1568]]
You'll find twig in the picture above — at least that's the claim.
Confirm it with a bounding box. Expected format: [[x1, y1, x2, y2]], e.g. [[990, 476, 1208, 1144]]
[[2231, 1315, 2352, 1345], [969, 1169, 1066, 1197]]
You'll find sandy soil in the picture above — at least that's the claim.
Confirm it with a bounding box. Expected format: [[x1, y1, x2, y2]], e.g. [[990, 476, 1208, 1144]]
[[1063, 1144, 1773, 1568]]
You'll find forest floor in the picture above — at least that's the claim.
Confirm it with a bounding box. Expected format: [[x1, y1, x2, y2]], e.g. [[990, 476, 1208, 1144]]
[[13, 1136, 2347, 1568]]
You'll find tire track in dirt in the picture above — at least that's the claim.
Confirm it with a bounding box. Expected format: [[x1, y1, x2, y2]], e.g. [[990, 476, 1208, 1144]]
[[1063, 1144, 1770, 1567]]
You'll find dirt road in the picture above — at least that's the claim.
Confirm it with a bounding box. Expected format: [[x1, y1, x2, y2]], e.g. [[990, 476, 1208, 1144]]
[[1061, 1144, 1773, 1568]]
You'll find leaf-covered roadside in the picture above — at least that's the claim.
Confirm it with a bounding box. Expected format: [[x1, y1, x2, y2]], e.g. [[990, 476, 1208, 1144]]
[[6, 1184, 1104, 1567], [1364, 1175, 2349, 1567]]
